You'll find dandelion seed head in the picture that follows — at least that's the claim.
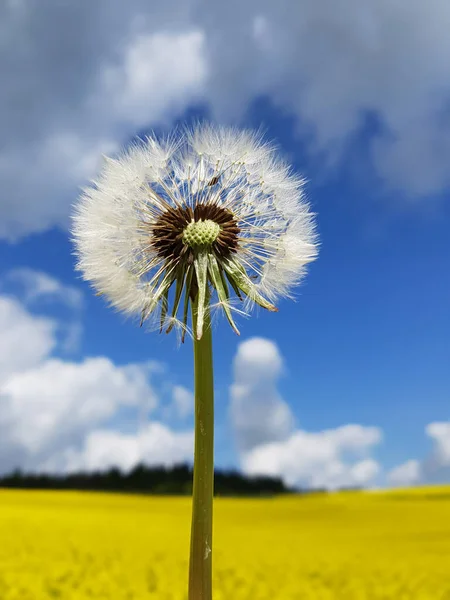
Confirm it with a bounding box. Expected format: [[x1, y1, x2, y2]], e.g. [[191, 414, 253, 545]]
[[72, 124, 318, 338]]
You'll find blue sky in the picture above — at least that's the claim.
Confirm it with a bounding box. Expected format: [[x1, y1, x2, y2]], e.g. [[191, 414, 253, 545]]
[[1, 1, 449, 489]]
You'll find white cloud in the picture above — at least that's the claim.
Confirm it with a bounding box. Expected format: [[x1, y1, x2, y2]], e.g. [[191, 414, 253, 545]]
[[233, 337, 284, 383], [230, 338, 294, 452], [0, 5, 207, 241], [229, 338, 382, 489], [5, 268, 83, 310], [192, 0, 450, 195], [387, 460, 422, 487], [48, 424, 193, 473], [1, 269, 84, 353], [426, 422, 450, 465], [351, 459, 380, 486], [101, 30, 206, 127], [0, 276, 192, 475], [241, 425, 382, 489], [388, 422, 450, 487], [1, 1, 450, 240], [171, 385, 194, 419], [0, 357, 158, 472], [0, 296, 57, 383], [421, 422, 450, 483]]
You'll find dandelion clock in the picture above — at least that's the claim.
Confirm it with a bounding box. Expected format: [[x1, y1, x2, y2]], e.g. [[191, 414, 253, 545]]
[[72, 124, 318, 599]]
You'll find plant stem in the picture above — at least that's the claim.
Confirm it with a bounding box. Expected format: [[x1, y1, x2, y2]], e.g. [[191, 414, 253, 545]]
[[188, 298, 214, 600]]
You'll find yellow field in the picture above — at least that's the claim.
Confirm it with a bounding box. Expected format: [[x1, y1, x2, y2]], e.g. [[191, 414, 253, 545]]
[[1, 487, 450, 599]]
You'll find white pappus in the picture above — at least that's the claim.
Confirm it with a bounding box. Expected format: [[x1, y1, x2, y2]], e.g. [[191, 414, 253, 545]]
[[72, 124, 318, 340]]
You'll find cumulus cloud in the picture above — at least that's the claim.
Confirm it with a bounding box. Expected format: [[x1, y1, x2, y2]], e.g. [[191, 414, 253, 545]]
[[421, 422, 450, 483], [0, 2, 207, 240], [426, 422, 450, 465], [1, 0, 450, 239], [101, 30, 206, 128], [230, 337, 382, 489], [230, 338, 294, 452], [0, 296, 57, 383], [242, 425, 381, 490], [0, 273, 192, 474], [387, 460, 422, 487], [1, 269, 84, 353], [388, 422, 450, 487], [0, 346, 162, 473], [5, 268, 84, 310], [171, 385, 194, 419], [47, 424, 193, 473], [0, 357, 157, 465], [210, 0, 450, 196]]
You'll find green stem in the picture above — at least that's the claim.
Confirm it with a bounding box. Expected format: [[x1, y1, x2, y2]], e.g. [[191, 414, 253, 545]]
[[188, 297, 214, 600]]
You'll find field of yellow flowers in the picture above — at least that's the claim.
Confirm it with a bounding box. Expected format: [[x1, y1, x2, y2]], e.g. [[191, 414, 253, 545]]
[[1, 486, 450, 599]]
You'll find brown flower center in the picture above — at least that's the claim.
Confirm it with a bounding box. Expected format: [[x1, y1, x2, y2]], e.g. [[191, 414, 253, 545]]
[[151, 203, 240, 262]]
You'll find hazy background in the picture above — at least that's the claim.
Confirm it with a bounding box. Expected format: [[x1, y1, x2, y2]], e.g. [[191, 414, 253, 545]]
[[0, 0, 449, 490]]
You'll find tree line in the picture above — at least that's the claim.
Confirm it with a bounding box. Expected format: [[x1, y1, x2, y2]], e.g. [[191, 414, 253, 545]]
[[0, 464, 292, 496]]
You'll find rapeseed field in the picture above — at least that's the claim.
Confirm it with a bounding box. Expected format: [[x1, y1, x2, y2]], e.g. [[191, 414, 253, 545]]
[[1, 486, 450, 599]]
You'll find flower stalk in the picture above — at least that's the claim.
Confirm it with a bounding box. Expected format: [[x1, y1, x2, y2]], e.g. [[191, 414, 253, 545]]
[[189, 294, 214, 600]]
